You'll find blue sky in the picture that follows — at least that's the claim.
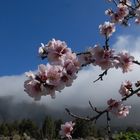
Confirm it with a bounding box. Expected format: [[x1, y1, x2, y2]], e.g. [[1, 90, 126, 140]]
[[0, 0, 139, 76]]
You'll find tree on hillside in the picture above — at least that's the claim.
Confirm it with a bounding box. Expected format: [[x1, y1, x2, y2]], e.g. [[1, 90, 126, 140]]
[[42, 116, 55, 140], [18, 119, 39, 138]]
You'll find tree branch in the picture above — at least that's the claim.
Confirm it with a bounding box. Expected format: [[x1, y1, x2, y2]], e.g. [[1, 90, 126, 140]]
[[112, 0, 118, 6], [76, 51, 90, 56], [133, 60, 140, 65], [93, 69, 108, 83], [89, 101, 102, 113], [65, 108, 90, 121], [66, 86, 140, 127]]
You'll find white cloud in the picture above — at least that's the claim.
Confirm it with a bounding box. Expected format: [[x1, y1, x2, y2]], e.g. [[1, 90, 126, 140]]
[[1, 35, 140, 110], [0, 74, 32, 102]]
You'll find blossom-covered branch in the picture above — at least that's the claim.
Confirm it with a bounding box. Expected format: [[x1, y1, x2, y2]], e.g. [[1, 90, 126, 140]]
[[24, 0, 140, 139], [66, 80, 140, 119]]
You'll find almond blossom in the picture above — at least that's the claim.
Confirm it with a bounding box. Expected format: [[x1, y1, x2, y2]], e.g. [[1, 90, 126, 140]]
[[107, 99, 131, 118], [78, 53, 93, 66], [117, 105, 131, 118], [45, 64, 63, 86], [115, 51, 134, 73], [117, 4, 129, 18], [111, 4, 129, 23], [99, 21, 115, 37], [24, 79, 43, 101], [89, 45, 115, 70], [39, 39, 71, 64], [37, 64, 48, 82], [119, 80, 132, 96], [59, 121, 75, 139]]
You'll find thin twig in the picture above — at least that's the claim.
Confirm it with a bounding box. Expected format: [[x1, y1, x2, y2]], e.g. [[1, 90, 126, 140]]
[[112, 0, 118, 6], [76, 51, 90, 56], [81, 59, 95, 67], [93, 69, 108, 83], [65, 108, 90, 121], [122, 87, 140, 101], [105, 35, 110, 50], [133, 60, 140, 65], [66, 87, 140, 122], [89, 101, 102, 113]]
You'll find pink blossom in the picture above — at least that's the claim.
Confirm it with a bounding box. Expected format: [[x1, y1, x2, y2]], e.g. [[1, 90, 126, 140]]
[[117, 4, 129, 18], [59, 121, 75, 139], [24, 79, 43, 101], [38, 64, 48, 82], [64, 60, 78, 77], [46, 64, 63, 86], [88, 45, 104, 60], [24, 70, 48, 100], [115, 51, 134, 73], [63, 52, 80, 76], [60, 73, 74, 87], [44, 39, 72, 63], [99, 21, 115, 37], [107, 98, 120, 108], [111, 4, 129, 23], [89, 45, 115, 70], [107, 99, 131, 118], [119, 81, 132, 96], [78, 53, 93, 66], [117, 105, 131, 118]]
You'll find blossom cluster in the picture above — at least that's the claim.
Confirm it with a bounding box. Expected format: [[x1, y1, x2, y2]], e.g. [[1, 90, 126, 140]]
[[119, 80, 132, 96], [106, 4, 129, 24], [24, 39, 135, 100], [99, 21, 115, 37], [106, 0, 140, 25], [107, 98, 131, 118], [24, 39, 80, 100], [81, 45, 134, 72]]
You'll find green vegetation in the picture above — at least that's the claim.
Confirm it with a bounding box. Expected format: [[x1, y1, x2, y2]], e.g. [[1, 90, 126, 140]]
[[0, 117, 140, 139], [115, 132, 140, 140]]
